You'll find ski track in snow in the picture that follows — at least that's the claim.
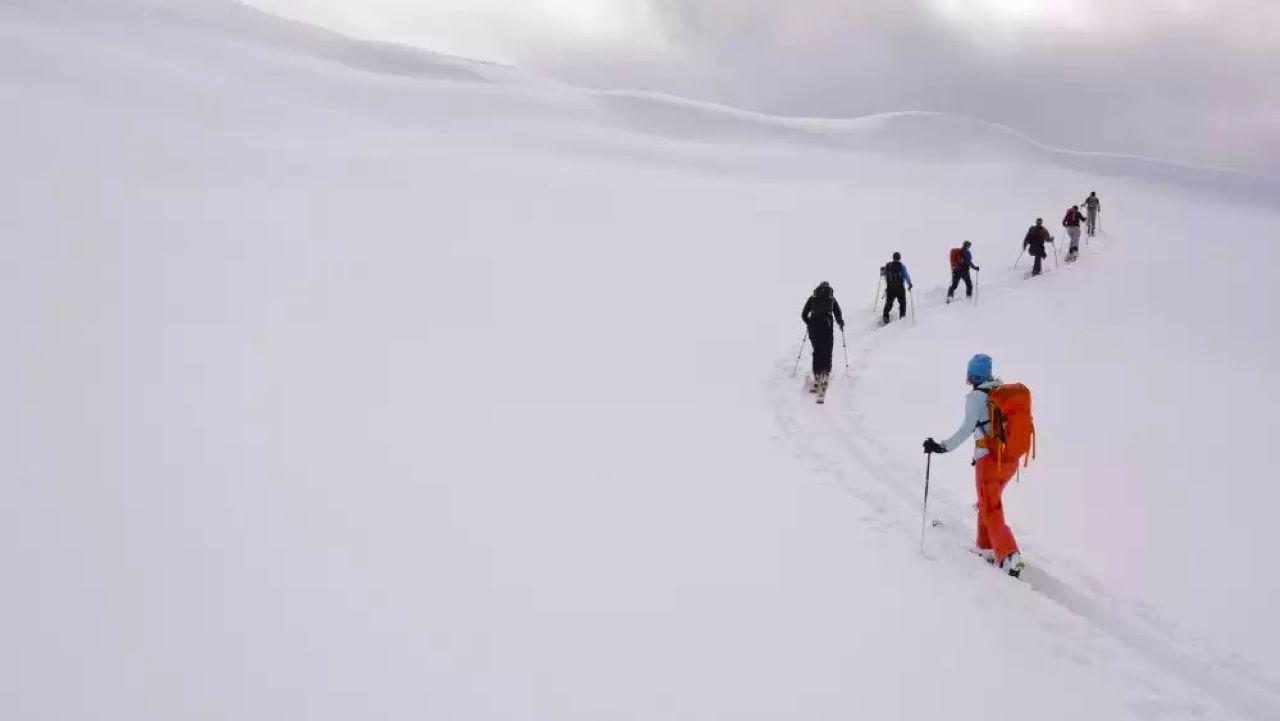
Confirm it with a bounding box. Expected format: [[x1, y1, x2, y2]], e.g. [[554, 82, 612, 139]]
[[768, 232, 1280, 721]]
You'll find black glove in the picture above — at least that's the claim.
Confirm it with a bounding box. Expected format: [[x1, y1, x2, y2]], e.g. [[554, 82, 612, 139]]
[[839, 323, 846, 331], [923, 438, 947, 454], [973, 265, 981, 272]]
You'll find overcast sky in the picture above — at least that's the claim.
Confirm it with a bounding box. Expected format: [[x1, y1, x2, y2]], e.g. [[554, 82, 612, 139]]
[[243, 0, 1280, 175]]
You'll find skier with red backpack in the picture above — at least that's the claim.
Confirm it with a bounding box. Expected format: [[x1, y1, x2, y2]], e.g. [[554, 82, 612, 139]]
[[922, 354, 1034, 577], [1062, 205, 1086, 261], [946, 241, 980, 303]]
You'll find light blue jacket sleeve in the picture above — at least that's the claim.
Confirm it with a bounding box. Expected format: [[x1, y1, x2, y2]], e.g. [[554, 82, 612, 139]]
[[941, 390, 988, 453], [902, 265, 913, 288]]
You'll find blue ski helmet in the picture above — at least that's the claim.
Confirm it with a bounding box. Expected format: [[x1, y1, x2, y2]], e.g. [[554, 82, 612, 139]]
[[966, 354, 993, 383]]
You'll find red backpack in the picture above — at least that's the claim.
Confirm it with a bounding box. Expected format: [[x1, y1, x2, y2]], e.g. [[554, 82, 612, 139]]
[[949, 247, 962, 270], [977, 383, 1036, 468]]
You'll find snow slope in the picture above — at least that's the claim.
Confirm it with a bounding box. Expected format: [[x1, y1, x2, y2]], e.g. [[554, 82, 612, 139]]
[[3, 1, 1280, 720]]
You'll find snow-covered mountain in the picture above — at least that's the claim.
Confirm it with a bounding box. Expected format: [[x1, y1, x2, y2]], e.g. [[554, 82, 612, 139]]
[[4, 1, 1280, 720]]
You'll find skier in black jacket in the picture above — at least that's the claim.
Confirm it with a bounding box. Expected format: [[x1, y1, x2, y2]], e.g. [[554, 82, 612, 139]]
[[801, 281, 845, 389], [1023, 219, 1054, 276]]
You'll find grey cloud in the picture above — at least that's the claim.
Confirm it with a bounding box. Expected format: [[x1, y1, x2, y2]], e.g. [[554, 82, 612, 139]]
[[531, 0, 1280, 175]]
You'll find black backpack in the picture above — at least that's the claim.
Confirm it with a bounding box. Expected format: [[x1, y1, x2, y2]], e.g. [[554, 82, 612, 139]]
[[883, 262, 904, 288], [809, 291, 834, 323]]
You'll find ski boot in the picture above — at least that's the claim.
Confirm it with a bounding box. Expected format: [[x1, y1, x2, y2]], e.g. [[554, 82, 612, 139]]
[[999, 551, 1025, 578]]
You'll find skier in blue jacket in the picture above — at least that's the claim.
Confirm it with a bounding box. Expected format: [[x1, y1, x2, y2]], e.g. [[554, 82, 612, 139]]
[[880, 252, 913, 325]]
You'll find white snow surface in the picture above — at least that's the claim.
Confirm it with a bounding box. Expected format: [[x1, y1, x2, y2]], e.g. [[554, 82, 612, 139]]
[[4, 1, 1280, 720]]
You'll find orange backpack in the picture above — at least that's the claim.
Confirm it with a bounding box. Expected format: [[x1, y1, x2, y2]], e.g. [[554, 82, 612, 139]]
[[949, 247, 962, 270], [977, 383, 1036, 468]]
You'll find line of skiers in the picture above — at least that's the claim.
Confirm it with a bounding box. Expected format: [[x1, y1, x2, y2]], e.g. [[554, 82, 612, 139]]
[[793, 193, 1099, 576], [1025, 191, 1103, 275], [802, 190, 1103, 331], [799, 284, 1036, 576], [796, 191, 1102, 369]]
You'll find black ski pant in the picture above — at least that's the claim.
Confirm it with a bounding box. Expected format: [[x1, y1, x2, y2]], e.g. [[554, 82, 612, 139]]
[[883, 287, 907, 322], [808, 322, 834, 377], [948, 267, 973, 298], [1031, 253, 1044, 275]]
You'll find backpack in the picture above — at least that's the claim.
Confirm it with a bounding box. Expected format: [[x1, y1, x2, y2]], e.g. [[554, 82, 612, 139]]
[[883, 262, 904, 287], [949, 248, 962, 270], [977, 383, 1035, 468], [809, 292, 833, 324]]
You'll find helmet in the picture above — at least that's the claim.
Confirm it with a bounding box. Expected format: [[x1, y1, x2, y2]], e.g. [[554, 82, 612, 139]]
[[1035, 218, 1043, 225], [892, 252, 901, 261], [962, 240, 971, 248], [966, 354, 993, 383], [815, 281, 832, 296]]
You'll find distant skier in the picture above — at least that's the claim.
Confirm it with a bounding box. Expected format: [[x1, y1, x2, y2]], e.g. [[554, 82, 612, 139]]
[[923, 354, 1034, 578], [800, 281, 845, 393], [946, 241, 980, 303], [880, 252, 913, 325], [1061, 205, 1085, 261], [1083, 192, 1101, 237], [1023, 219, 1053, 276]]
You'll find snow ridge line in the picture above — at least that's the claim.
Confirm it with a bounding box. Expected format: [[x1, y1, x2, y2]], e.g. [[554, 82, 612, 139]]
[[769, 235, 1280, 721]]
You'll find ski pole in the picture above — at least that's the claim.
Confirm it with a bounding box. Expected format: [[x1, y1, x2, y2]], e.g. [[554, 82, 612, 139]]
[[840, 328, 850, 376], [1052, 238, 1060, 269], [909, 288, 916, 325], [790, 330, 808, 377], [973, 270, 980, 306], [871, 277, 882, 312], [920, 452, 932, 554], [1013, 248, 1024, 268]]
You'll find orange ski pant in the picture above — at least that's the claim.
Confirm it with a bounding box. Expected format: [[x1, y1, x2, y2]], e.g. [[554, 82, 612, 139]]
[[974, 455, 1020, 564]]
